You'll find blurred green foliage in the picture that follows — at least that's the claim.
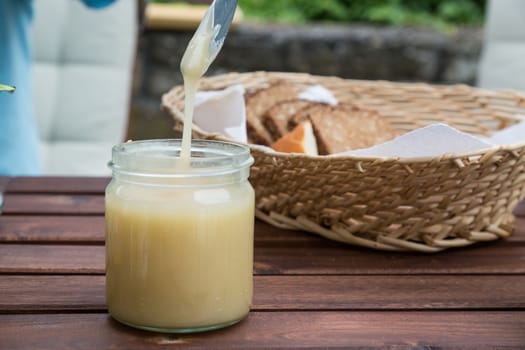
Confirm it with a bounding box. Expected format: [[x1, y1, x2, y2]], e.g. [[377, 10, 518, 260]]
[[150, 0, 487, 32], [237, 0, 486, 31]]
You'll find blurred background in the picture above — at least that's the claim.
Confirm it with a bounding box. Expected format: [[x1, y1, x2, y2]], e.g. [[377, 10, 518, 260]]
[[131, 0, 487, 140], [24, 0, 524, 175]]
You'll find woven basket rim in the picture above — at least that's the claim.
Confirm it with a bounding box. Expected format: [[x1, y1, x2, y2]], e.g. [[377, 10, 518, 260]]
[[161, 73, 525, 163]]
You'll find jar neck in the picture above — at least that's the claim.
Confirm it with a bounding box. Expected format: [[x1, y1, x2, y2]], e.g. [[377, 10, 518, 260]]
[[109, 139, 253, 187], [111, 167, 250, 187]]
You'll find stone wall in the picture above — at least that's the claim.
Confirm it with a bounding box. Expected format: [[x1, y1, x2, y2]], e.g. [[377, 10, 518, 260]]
[[130, 22, 483, 139]]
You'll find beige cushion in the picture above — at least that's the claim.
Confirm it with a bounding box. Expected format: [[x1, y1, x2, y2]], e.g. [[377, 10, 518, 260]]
[[478, 0, 525, 91], [32, 0, 137, 175]]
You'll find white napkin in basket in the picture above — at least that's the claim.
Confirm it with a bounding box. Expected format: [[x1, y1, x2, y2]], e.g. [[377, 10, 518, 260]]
[[488, 117, 525, 145], [340, 119, 525, 158], [298, 85, 338, 105], [193, 84, 247, 143], [340, 123, 494, 158]]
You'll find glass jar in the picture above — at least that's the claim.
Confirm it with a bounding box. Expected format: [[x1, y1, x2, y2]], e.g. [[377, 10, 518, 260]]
[[105, 139, 255, 333]]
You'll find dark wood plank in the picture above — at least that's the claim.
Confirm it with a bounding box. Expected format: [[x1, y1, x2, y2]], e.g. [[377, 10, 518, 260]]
[[0, 245, 104, 274], [255, 240, 525, 275], [255, 275, 525, 310], [0, 276, 105, 312], [1, 194, 104, 215], [2, 240, 525, 275], [6, 176, 109, 194], [2, 275, 524, 312], [0, 217, 322, 243], [0, 176, 11, 192], [0, 216, 105, 242], [1, 312, 524, 349]]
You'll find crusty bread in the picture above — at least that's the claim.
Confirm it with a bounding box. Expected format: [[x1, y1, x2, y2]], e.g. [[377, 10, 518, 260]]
[[263, 99, 313, 141], [307, 104, 397, 155], [288, 104, 317, 131], [287, 102, 346, 131], [271, 120, 318, 156], [245, 82, 301, 145]]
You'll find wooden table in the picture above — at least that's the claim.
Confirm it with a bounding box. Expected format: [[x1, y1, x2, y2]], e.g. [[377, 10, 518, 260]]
[[1, 176, 525, 349]]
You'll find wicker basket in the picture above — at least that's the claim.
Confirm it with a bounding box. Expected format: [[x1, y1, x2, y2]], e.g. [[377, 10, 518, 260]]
[[162, 71, 525, 252]]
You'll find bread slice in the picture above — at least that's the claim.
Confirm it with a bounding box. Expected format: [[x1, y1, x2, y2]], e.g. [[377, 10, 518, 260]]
[[288, 103, 320, 131], [245, 82, 301, 145], [271, 120, 318, 155], [307, 104, 397, 155], [287, 102, 348, 131], [263, 99, 313, 141]]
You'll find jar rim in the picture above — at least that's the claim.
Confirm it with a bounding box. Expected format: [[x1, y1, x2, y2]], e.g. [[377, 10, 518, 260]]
[[109, 139, 253, 178]]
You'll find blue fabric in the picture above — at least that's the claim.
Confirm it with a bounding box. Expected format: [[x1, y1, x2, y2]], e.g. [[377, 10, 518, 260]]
[[0, 0, 39, 175], [81, 0, 116, 9], [0, 0, 116, 176]]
